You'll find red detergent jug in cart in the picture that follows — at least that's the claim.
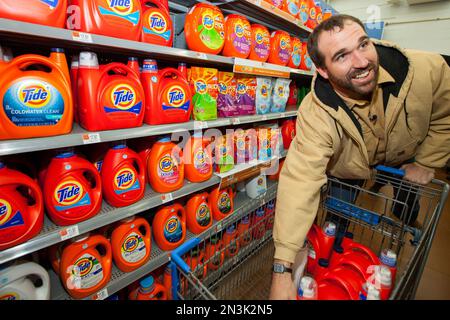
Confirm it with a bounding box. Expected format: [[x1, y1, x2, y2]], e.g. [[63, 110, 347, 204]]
[[208, 186, 234, 221], [186, 192, 213, 235], [141, 59, 192, 125], [129, 275, 167, 300], [329, 240, 380, 270], [152, 203, 186, 251], [183, 132, 213, 183], [306, 222, 336, 275], [77, 52, 145, 131], [205, 234, 225, 271], [0, 0, 68, 28], [43, 151, 102, 226], [380, 248, 397, 283], [281, 118, 296, 150], [59, 233, 112, 299], [140, 0, 173, 46], [317, 270, 360, 300], [0, 48, 73, 140], [101, 144, 146, 207], [111, 216, 151, 273], [68, 0, 142, 41], [0, 163, 44, 251]]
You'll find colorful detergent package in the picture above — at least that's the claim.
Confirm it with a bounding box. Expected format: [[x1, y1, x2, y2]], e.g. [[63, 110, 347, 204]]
[[271, 78, 291, 112], [190, 67, 219, 121], [235, 75, 257, 115], [218, 72, 239, 117], [255, 77, 273, 115]]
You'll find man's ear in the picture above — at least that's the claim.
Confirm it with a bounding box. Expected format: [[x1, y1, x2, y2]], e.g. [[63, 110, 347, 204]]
[[316, 66, 329, 79]]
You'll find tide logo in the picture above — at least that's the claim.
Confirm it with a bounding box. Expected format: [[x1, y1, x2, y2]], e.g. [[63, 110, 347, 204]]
[[277, 86, 284, 97], [280, 37, 289, 50], [159, 155, 174, 173], [0, 294, 18, 300], [111, 84, 136, 110], [202, 14, 214, 30], [148, 12, 167, 34], [237, 82, 247, 95], [218, 82, 227, 94], [18, 82, 51, 108], [257, 177, 264, 186], [235, 23, 245, 38], [293, 44, 300, 54], [0, 200, 12, 226], [165, 217, 179, 233], [255, 32, 264, 44], [260, 85, 269, 98], [108, 0, 133, 15], [195, 80, 208, 94], [309, 7, 317, 19], [122, 235, 139, 252], [195, 150, 206, 165], [316, 12, 323, 24], [219, 193, 230, 207], [73, 257, 93, 277], [197, 204, 209, 219], [54, 181, 83, 206], [114, 168, 136, 190], [167, 86, 186, 108]]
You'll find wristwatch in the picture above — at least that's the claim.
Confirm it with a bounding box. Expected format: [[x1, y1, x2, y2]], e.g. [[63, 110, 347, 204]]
[[273, 263, 292, 274]]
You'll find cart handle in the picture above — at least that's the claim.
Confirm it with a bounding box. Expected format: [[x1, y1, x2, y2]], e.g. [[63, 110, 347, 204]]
[[171, 237, 201, 273], [375, 165, 405, 177]]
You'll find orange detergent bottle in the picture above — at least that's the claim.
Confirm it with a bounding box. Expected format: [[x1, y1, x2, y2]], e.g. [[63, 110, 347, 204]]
[[305, 0, 318, 29], [223, 225, 239, 258], [298, 0, 310, 25], [0, 0, 68, 28], [152, 203, 186, 251], [0, 163, 44, 251], [184, 3, 225, 55], [162, 264, 173, 300], [237, 215, 252, 247], [147, 136, 184, 193], [140, 0, 173, 46], [299, 40, 313, 71], [249, 24, 270, 62], [70, 55, 79, 123], [208, 186, 234, 221], [59, 233, 112, 299], [43, 151, 102, 226], [205, 234, 224, 271], [252, 206, 266, 240], [186, 192, 213, 235], [77, 52, 145, 131], [141, 59, 193, 125], [288, 37, 302, 69], [183, 132, 213, 183], [101, 144, 146, 207], [314, 0, 323, 25], [282, 0, 300, 18], [222, 14, 251, 59], [0, 48, 73, 140], [111, 216, 151, 273], [268, 30, 292, 66], [185, 247, 208, 280], [129, 275, 167, 300], [68, 0, 142, 41]]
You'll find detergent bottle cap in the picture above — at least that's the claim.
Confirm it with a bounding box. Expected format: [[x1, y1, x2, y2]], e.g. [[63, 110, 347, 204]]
[[71, 57, 79, 68], [51, 48, 65, 53], [128, 57, 138, 61], [380, 249, 397, 267], [79, 52, 99, 68], [140, 276, 155, 289], [56, 152, 75, 159], [323, 221, 336, 236], [298, 276, 317, 299], [158, 136, 171, 143], [318, 258, 329, 268], [112, 144, 127, 150]]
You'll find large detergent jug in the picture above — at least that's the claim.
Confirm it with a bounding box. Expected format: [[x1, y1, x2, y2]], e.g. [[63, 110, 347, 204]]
[[0, 49, 73, 140], [305, 0, 318, 29], [0, 261, 50, 300], [101, 144, 146, 207], [298, 0, 310, 25], [59, 233, 112, 299], [208, 186, 234, 221], [141, 59, 192, 125], [306, 222, 336, 275], [0, 163, 44, 251], [111, 216, 151, 273], [43, 151, 102, 226], [184, 132, 213, 183], [317, 270, 360, 300], [222, 14, 251, 59], [281, 118, 296, 150], [249, 24, 270, 62], [186, 192, 213, 235], [184, 3, 225, 55], [0, 0, 67, 28], [268, 31, 292, 66], [68, 0, 142, 41], [152, 203, 186, 251], [282, 0, 300, 18], [141, 0, 173, 46], [77, 52, 145, 131], [205, 235, 224, 271], [148, 136, 184, 193], [70, 55, 79, 123], [129, 275, 167, 300], [299, 40, 313, 71], [288, 37, 302, 69]]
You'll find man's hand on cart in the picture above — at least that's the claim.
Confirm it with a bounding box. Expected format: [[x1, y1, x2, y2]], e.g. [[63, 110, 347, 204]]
[[269, 260, 297, 300], [401, 163, 435, 185]]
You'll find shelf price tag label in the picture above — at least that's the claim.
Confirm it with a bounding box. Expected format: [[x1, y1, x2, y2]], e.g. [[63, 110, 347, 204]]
[[92, 288, 108, 300], [215, 222, 223, 233], [82, 133, 101, 144], [194, 121, 208, 130], [59, 225, 80, 241], [72, 31, 93, 43], [261, 115, 268, 121], [196, 52, 208, 60], [231, 118, 241, 125], [161, 193, 173, 204], [280, 112, 286, 118]]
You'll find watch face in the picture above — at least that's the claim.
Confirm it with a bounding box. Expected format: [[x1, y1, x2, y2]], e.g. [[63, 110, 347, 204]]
[[273, 264, 284, 273]]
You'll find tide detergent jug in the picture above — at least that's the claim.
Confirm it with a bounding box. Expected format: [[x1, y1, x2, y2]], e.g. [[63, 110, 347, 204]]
[[306, 222, 336, 275], [305, 0, 318, 29], [249, 24, 270, 63], [316, 269, 360, 300], [129, 275, 167, 300], [70, 55, 79, 123], [299, 40, 313, 71], [68, 0, 142, 41], [43, 151, 102, 226], [0, 261, 50, 300], [281, 118, 296, 150], [59, 233, 112, 299], [77, 52, 145, 131], [0, 163, 44, 251], [268, 30, 292, 66], [298, 0, 310, 25], [141, 0, 173, 46], [186, 192, 213, 234], [0, 0, 67, 28], [222, 14, 252, 59], [111, 216, 151, 273], [288, 37, 302, 69], [141, 59, 192, 125], [282, 0, 300, 18], [101, 144, 146, 207], [205, 235, 224, 271], [209, 186, 234, 221], [184, 3, 225, 55], [0, 48, 73, 140], [152, 203, 186, 251], [147, 136, 184, 193], [184, 132, 213, 183]]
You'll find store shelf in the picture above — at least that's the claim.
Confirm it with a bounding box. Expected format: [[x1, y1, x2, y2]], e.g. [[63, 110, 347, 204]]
[[234, 58, 314, 78], [0, 111, 297, 156], [50, 181, 278, 300], [0, 178, 221, 265]]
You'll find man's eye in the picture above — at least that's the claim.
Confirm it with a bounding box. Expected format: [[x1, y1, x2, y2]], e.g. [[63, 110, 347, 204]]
[[360, 41, 368, 48], [337, 54, 346, 61]]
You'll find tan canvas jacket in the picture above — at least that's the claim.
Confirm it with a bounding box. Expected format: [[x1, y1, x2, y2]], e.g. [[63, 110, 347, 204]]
[[274, 40, 450, 263]]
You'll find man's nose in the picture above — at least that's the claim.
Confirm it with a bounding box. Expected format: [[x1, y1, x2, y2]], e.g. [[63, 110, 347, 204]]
[[351, 51, 369, 69]]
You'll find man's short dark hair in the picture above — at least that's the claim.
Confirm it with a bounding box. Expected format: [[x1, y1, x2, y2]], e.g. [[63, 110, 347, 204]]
[[307, 14, 367, 69]]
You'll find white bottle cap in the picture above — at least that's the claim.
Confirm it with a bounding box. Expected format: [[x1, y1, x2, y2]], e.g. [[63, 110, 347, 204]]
[[374, 265, 392, 287], [299, 276, 317, 299], [366, 284, 381, 300], [380, 249, 397, 267], [323, 221, 336, 236], [78, 51, 99, 68]]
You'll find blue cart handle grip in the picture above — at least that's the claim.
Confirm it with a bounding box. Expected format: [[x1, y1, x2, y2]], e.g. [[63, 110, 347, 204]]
[[375, 165, 405, 177], [171, 238, 201, 273]]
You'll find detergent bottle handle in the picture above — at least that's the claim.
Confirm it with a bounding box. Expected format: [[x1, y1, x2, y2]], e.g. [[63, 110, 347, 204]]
[[327, 274, 359, 300], [136, 219, 151, 238], [92, 235, 112, 265], [347, 242, 379, 264], [5, 262, 50, 300], [141, 0, 170, 13], [100, 63, 141, 83], [173, 203, 186, 220], [159, 68, 186, 81], [26, 178, 44, 216], [81, 164, 102, 192], [31, 264, 51, 300], [155, 284, 168, 300]]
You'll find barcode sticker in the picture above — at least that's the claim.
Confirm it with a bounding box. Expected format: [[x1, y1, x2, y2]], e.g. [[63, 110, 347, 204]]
[[197, 52, 208, 60], [194, 121, 208, 130], [60, 225, 80, 241], [232, 118, 241, 125], [82, 133, 101, 144], [280, 112, 286, 118], [72, 31, 93, 43], [92, 288, 108, 300], [216, 222, 223, 233], [161, 193, 173, 203], [261, 115, 268, 121]]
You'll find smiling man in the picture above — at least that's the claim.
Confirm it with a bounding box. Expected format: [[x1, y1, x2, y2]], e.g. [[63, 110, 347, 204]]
[[269, 14, 450, 300]]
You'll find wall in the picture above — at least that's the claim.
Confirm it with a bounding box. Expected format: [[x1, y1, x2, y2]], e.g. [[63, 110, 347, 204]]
[[329, 0, 450, 55]]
